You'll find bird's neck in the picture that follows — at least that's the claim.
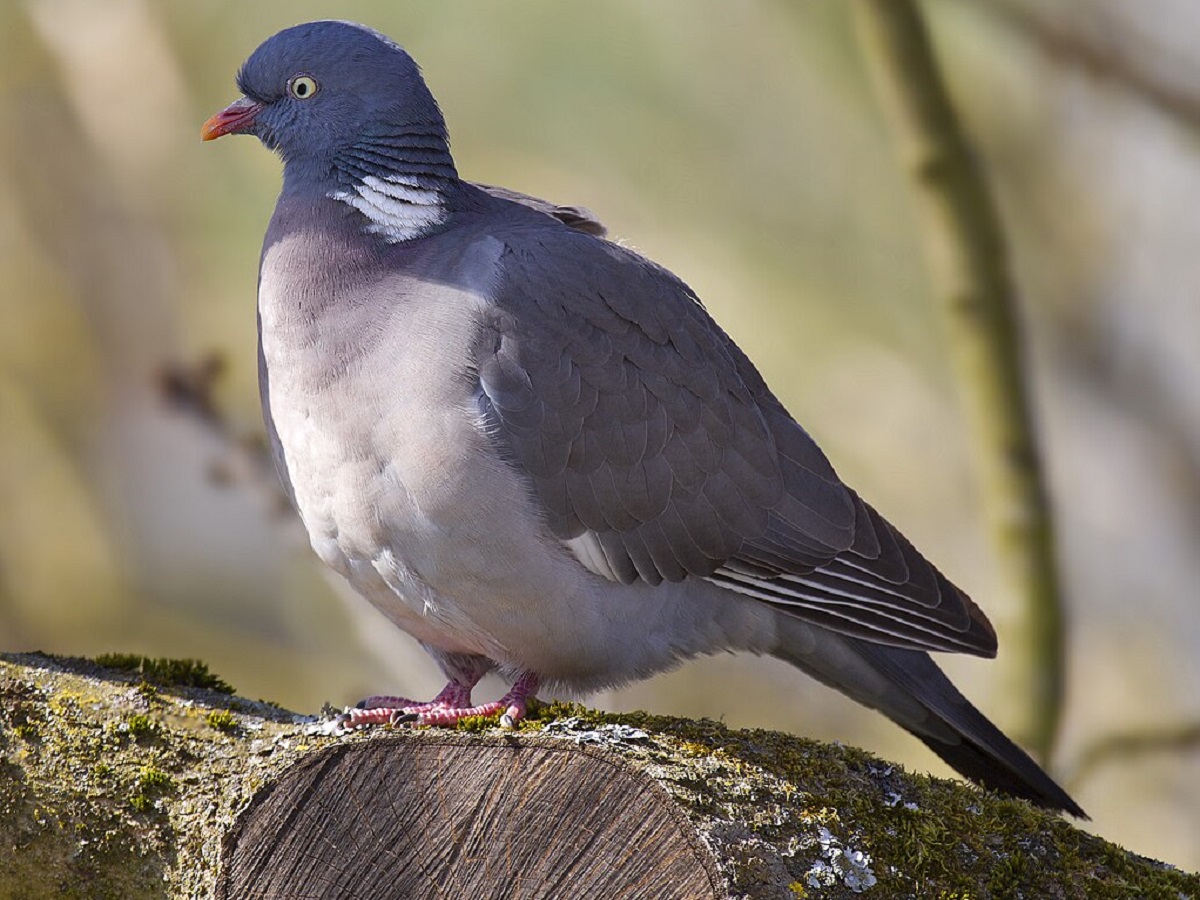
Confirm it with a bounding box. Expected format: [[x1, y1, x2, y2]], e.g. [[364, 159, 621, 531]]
[[314, 125, 460, 244]]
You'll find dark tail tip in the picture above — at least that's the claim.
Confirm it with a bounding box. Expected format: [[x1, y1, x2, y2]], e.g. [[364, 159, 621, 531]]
[[858, 643, 1087, 818], [913, 727, 1087, 819]]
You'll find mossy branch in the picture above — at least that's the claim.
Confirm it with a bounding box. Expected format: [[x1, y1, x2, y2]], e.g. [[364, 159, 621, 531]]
[[851, 0, 1066, 763], [2, 652, 1197, 898]]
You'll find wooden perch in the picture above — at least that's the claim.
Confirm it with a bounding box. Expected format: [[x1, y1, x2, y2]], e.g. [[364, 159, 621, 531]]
[[2, 653, 1196, 899]]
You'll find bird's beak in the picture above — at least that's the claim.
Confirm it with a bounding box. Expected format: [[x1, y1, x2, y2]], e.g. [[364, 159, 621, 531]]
[[201, 97, 264, 141]]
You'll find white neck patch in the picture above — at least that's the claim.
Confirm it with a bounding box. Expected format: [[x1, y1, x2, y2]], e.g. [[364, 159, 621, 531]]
[[329, 174, 447, 243]]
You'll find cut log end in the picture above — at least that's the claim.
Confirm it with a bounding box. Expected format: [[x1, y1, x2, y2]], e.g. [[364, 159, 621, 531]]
[[218, 736, 723, 900]]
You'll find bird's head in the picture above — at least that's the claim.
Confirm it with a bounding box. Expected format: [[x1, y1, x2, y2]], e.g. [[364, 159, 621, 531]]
[[201, 20, 449, 168]]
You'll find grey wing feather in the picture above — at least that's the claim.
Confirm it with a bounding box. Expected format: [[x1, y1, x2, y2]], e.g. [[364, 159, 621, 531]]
[[472, 182, 608, 237], [476, 228, 996, 657]]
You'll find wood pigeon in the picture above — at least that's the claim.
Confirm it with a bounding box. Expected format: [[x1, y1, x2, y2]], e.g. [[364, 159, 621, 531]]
[[202, 20, 1083, 816]]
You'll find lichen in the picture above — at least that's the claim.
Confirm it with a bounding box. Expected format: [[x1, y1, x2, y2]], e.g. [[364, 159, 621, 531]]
[[0, 652, 300, 897]]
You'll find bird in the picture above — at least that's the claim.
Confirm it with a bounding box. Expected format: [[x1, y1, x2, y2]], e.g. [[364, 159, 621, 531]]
[[202, 19, 1083, 816]]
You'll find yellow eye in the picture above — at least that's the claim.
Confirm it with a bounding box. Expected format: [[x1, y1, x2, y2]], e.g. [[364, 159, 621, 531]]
[[288, 75, 318, 100]]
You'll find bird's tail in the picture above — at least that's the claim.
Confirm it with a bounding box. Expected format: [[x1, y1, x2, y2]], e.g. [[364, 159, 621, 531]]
[[771, 618, 1085, 817]]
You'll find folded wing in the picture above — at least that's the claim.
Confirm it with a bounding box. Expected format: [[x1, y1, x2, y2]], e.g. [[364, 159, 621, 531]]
[[476, 227, 995, 657]]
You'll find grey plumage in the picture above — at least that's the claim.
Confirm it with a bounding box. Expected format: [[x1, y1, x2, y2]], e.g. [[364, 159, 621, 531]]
[[203, 19, 1083, 816]]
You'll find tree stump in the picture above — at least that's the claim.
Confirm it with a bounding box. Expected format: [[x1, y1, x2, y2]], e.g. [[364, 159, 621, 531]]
[[220, 736, 720, 899]]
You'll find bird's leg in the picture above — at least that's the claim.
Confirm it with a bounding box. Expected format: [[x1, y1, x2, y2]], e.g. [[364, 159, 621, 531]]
[[337, 672, 540, 730], [339, 677, 481, 729], [357, 680, 476, 715], [414, 672, 541, 728]]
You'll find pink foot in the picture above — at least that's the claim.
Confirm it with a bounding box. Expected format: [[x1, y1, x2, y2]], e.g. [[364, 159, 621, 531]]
[[356, 680, 474, 715], [338, 673, 540, 730]]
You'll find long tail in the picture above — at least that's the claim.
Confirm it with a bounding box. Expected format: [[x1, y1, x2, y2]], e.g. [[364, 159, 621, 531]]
[[772, 617, 1086, 817]]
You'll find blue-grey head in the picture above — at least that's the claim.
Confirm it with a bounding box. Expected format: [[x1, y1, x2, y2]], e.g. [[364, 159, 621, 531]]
[[204, 21, 458, 239]]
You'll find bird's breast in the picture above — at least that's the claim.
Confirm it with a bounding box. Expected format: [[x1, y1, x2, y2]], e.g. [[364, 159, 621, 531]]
[[254, 227, 532, 648]]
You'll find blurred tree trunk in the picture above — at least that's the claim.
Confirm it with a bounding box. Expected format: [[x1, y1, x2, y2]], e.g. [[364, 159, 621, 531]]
[[852, 0, 1066, 764]]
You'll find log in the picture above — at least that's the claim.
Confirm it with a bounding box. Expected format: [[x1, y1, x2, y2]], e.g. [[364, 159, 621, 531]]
[[221, 736, 719, 899], [2, 652, 1196, 899]]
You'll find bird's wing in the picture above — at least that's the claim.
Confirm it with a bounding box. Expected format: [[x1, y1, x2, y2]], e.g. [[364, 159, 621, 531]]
[[471, 182, 608, 237], [476, 229, 995, 656]]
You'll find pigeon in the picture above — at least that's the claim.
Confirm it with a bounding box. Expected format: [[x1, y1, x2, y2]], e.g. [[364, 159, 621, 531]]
[[202, 20, 1083, 816]]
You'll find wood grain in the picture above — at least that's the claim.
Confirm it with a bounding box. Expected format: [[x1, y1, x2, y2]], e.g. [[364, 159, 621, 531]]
[[218, 734, 722, 899]]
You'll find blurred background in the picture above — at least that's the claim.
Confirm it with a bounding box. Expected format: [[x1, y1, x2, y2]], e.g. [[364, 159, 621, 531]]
[[2, 0, 1197, 870]]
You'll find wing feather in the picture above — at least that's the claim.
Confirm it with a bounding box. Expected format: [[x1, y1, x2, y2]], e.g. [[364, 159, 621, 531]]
[[474, 222, 994, 657]]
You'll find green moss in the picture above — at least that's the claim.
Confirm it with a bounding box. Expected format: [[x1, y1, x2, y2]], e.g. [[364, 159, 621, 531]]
[[513, 705, 1200, 898], [128, 766, 175, 813], [125, 714, 159, 742], [0, 653, 315, 897], [205, 709, 238, 733], [136, 767, 174, 791], [94, 654, 234, 694], [134, 681, 159, 702], [450, 713, 499, 733], [127, 794, 153, 814]]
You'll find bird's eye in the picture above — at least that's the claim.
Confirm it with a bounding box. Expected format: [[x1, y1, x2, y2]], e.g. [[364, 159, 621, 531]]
[[288, 75, 318, 100]]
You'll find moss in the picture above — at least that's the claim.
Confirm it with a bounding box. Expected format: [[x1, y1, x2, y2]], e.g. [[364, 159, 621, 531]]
[[0, 653, 314, 897], [512, 704, 1200, 898], [136, 768, 174, 791], [94, 653, 234, 694], [134, 681, 159, 702], [450, 713, 499, 733], [124, 715, 159, 742], [128, 766, 175, 813], [205, 709, 238, 733]]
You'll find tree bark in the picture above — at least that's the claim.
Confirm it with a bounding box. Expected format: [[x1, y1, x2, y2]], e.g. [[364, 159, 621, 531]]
[[2, 652, 1195, 899]]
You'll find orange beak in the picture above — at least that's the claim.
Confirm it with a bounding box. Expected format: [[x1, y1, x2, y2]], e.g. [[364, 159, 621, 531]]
[[201, 97, 264, 141]]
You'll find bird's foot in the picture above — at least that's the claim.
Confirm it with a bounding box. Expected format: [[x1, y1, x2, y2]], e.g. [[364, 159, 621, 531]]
[[337, 673, 540, 730], [356, 679, 475, 716], [337, 680, 472, 728]]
